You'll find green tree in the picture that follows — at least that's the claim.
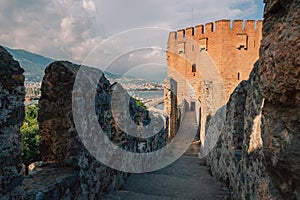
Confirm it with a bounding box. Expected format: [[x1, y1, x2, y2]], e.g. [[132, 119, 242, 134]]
[[21, 104, 41, 174]]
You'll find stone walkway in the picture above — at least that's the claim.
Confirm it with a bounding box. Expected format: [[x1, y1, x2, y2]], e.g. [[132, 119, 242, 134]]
[[103, 143, 229, 200]]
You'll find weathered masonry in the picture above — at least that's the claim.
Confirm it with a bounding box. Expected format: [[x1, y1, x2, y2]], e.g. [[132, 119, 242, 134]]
[[165, 20, 262, 144]]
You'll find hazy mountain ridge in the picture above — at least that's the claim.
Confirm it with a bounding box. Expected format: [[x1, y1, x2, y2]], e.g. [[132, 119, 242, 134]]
[[4, 47, 54, 82], [4, 47, 162, 89]]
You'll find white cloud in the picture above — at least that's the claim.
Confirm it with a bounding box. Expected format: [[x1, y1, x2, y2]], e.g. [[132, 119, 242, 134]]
[[143, 47, 164, 59], [0, 0, 100, 62], [0, 0, 264, 78], [83, 0, 96, 13]]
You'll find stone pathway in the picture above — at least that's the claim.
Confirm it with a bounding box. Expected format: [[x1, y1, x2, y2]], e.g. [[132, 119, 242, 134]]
[[103, 143, 229, 200]]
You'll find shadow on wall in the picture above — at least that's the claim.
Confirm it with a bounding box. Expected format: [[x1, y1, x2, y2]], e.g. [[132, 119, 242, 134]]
[[204, 62, 270, 199]]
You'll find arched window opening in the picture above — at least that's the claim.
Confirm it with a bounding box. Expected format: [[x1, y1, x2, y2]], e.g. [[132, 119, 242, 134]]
[[192, 64, 196, 73]]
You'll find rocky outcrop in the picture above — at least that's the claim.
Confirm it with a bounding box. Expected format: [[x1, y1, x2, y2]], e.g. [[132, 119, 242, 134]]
[[259, 0, 300, 198], [0, 46, 25, 199]]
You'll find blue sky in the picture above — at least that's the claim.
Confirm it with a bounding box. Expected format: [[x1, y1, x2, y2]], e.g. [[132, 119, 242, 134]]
[[0, 0, 264, 81]]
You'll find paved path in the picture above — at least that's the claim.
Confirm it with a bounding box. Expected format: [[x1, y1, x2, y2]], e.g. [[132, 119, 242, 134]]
[[103, 144, 229, 200]]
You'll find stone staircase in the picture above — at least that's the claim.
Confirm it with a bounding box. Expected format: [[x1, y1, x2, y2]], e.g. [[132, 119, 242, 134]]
[[102, 143, 229, 200]]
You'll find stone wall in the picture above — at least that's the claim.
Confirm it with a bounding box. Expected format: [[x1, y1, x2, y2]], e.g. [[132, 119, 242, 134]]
[[259, 0, 300, 198], [0, 47, 25, 199], [206, 63, 273, 199], [0, 49, 169, 199], [206, 0, 300, 199], [33, 60, 168, 199], [35, 61, 127, 199], [164, 77, 178, 140]]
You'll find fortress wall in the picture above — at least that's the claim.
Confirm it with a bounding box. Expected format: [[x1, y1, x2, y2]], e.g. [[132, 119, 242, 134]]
[[167, 20, 262, 100], [166, 20, 262, 145], [166, 50, 203, 103], [207, 0, 299, 198], [258, 0, 300, 197], [206, 63, 272, 199]]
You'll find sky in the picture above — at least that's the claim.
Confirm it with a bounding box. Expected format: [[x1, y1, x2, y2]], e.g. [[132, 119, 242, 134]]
[[0, 0, 264, 81]]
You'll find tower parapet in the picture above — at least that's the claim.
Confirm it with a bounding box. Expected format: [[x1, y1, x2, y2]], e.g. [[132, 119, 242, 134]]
[[169, 20, 262, 41], [167, 19, 262, 100]]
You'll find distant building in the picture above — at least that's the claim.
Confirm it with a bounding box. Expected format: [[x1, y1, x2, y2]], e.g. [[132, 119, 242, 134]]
[[25, 82, 41, 100]]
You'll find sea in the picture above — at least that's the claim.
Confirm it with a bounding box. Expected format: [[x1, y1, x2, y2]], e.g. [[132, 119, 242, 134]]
[[25, 90, 165, 109], [128, 90, 165, 110], [128, 90, 164, 101]]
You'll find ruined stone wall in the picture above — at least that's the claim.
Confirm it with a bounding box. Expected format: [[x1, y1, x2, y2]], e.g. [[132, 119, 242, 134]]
[[0, 47, 25, 199]]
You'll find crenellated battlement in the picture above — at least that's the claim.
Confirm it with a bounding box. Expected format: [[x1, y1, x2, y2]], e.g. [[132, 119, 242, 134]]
[[167, 18, 262, 105], [169, 20, 262, 40]]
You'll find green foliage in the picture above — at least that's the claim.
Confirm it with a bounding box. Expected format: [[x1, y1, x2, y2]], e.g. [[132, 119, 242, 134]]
[[134, 99, 147, 109], [21, 104, 41, 166]]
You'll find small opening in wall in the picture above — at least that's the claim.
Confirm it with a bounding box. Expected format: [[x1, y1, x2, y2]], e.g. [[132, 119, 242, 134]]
[[178, 42, 185, 54], [190, 102, 196, 111], [238, 45, 245, 50], [192, 64, 196, 73], [238, 72, 240, 80], [192, 45, 195, 51]]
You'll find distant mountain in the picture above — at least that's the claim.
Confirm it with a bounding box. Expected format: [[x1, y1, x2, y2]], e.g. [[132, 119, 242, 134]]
[[4, 47, 124, 82], [4, 47, 163, 89], [4, 47, 54, 82]]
